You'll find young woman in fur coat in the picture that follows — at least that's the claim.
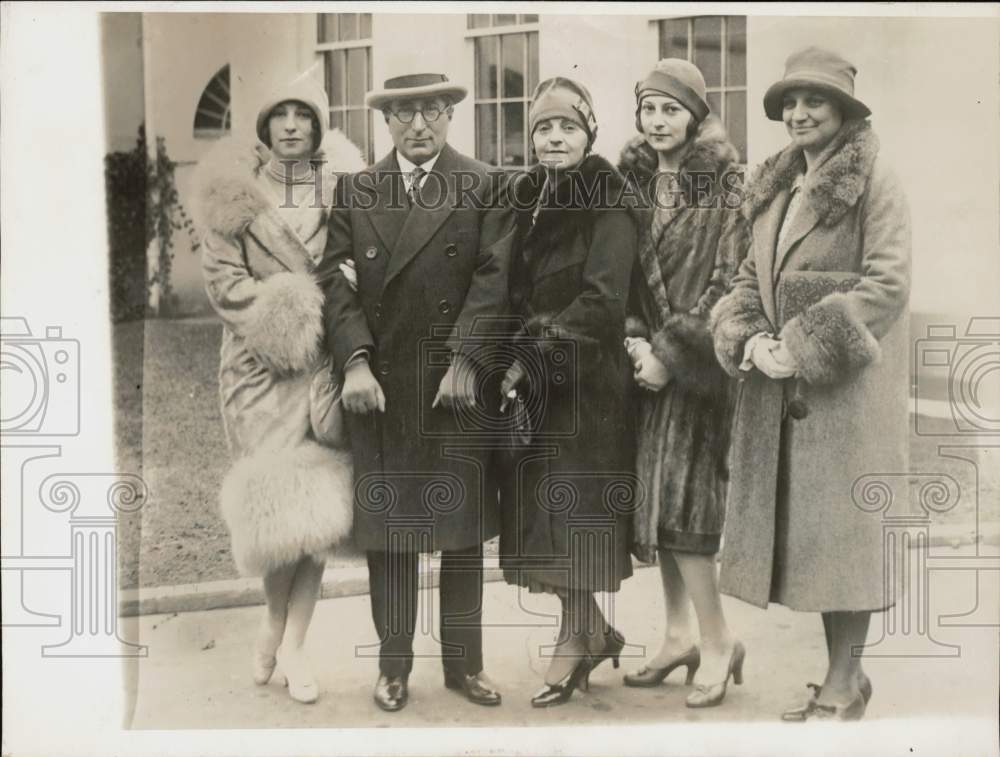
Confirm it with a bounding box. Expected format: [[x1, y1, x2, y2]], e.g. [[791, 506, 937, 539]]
[[617, 59, 750, 709], [195, 76, 365, 704], [497, 77, 638, 707], [711, 47, 911, 721]]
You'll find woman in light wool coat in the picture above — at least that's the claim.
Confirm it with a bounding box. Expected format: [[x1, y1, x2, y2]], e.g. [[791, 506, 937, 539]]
[[711, 48, 911, 721], [195, 75, 365, 704]]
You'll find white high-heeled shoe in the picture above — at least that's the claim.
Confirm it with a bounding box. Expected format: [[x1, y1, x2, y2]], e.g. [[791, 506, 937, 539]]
[[275, 646, 319, 704]]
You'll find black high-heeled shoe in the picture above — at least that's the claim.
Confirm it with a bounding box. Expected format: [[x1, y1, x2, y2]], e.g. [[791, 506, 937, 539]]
[[530, 655, 593, 708], [590, 628, 626, 673]]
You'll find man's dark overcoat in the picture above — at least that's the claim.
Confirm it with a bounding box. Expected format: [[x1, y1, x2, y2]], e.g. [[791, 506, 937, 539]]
[[317, 143, 515, 552]]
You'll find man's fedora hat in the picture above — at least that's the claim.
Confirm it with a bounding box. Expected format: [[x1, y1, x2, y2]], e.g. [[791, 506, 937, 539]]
[[763, 46, 871, 121], [365, 73, 468, 111]]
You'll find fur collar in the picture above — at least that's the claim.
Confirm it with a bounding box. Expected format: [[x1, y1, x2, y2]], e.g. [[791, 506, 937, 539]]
[[509, 152, 631, 245], [743, 119, 879, 226], [193, 129, 366, 238], [617, 115, 740, 203]]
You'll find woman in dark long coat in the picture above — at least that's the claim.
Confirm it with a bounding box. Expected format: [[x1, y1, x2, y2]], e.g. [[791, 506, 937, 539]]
[[711, 47, 911, 721], [617, 59, 751, 708], [498, 77, 638, 707]]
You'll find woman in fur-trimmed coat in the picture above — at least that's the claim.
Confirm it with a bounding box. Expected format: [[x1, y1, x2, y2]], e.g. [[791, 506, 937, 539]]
[[496, 77, 638, 705], [195, 77, 365, 704], [710, 47, 911, 720], [616, 59, 750, 709]]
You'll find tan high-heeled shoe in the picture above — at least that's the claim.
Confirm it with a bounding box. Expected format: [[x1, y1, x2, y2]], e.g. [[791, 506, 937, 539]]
[[685, 641, 745, 708], [275, 646, 319, 704], [623, 646, 700, 688]]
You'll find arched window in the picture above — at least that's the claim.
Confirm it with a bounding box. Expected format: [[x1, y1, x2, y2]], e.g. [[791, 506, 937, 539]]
[[193, 65, 231, 138]]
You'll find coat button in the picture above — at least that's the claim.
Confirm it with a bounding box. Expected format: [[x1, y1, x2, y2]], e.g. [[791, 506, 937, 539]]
[[444, 243, 458, 257], [438, 299, 452, 314], [365, 246, 378, 260], [378, 361, 391, 376], [373, 303, 383, 319]]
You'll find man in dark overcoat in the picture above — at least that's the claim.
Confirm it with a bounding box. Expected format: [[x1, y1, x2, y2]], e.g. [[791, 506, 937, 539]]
[[315, 73, 515, 712]]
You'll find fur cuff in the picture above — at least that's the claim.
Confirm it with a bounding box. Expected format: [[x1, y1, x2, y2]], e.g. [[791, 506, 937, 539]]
[[650, 313, 727, 397], [779, 293, 881, 386], [625, 316, 650, 339], [221, 442, 354, 576], [243, 272, 324, 374], [710, 288, 773, 377]]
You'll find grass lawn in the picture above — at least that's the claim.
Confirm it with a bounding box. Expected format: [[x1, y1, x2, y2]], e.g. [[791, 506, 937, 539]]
[[115, 318, 998, 590]]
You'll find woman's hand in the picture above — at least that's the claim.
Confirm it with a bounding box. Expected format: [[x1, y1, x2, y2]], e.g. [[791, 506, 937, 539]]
[[339, 259, 358, 293], [750, 335, 797, 380], [634, 351, 670, 392], [624, 337, 651, 370]]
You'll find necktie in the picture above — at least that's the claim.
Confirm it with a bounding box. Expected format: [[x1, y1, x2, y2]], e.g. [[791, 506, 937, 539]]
[[408, 166, 426, 206]]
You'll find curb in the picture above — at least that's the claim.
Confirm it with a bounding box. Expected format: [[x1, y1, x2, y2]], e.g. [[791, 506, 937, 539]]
[[119, 525, 999, 618]]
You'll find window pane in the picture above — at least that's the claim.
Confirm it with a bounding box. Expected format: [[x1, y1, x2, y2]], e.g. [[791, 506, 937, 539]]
[[693, 16, 722, 88], [527, 32, 539, 92], [360, 13, 372, 39], [521, 14, 539, 23], [726, 16, 746, 86], [659, 18, 688, 60], [346, 47, 367, 107], [468, 14, 491, 29], [347, 109, 366, 150], [501, 34, 526, 98], [476, 103, 498, 165], [494, 14, 517, 26], [501, 102, 525, 167], [330, 110, 345, 131], [475, 37, 498, 99], [325, 50, 345, 108], [707, 91, 722, 119], [339, 13, 359, 42], [725, 90, 747, 163], [318, 14, 339, 44]]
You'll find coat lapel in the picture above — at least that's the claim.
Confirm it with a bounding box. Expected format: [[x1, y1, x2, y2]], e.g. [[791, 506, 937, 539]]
[[364, 151, 409, 252], [753, 190, 787, 325], [381, 143, 459, 291], [773, 196, 820, 279], [245, 205, 311, 273]]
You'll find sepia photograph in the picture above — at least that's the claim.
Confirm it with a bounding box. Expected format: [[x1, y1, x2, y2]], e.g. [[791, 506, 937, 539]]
[[2, 2, 998, 755]]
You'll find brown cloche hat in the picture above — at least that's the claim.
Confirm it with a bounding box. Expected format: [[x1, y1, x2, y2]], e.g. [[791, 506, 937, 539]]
[[763, 46, 871, 121]]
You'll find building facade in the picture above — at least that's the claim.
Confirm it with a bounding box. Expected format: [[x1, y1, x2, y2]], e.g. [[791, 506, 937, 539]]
[[101, 11, 999, 319]]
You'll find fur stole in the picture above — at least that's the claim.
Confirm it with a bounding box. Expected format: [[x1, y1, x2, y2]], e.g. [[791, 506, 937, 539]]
[[193, 129, 366, 239], [617, 115, 742, 210], [509, 152, 633, 252], [742, 119, 878, 226]]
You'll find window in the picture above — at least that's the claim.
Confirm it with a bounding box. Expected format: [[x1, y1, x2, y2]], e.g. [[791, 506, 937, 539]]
[[317, 13, 374, 163], [193, 65, 231, 138], [467, 15, 540, 168], [657, 16, 746, 163]]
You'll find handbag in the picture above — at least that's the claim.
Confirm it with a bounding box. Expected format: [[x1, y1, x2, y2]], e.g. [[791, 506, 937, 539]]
[[776, 271, 861, 418], [309, 355, 349, 448]]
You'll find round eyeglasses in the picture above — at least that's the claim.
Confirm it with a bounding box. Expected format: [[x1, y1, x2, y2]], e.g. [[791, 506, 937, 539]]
[[388, 105, 447, 124]]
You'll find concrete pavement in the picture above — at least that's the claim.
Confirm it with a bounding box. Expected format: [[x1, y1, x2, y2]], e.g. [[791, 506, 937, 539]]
[[125, 547, 999, 733]]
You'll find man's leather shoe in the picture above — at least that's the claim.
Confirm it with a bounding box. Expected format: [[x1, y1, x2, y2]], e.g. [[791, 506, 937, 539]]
[[373, 674, 408, 712], [443, 670, 502, 706]]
